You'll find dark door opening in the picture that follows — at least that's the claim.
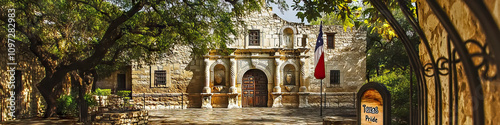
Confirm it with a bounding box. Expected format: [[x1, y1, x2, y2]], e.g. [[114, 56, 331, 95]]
[[117, 74, 126, 90]]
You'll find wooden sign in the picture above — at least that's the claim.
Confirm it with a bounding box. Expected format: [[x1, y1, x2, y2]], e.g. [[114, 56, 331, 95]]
[[357, 82, 391, 125]]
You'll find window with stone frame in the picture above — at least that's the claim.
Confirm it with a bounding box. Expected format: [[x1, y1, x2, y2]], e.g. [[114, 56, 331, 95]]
[[326, 33, 335, 49], [302, 34, 307, 47], [154, 70, 167, 87], [249, 30, 260, 46], [330, 70, 340, 87]]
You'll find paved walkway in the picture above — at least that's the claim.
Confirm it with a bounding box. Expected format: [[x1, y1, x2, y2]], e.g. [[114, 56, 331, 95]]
[[0, 117, 81, 125], [0, 108, 354, 125], [149, 107, 355, 125]]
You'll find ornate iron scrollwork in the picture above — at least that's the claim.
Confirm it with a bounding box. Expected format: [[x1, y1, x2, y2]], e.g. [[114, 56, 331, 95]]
[[369, 0, 499, 125]]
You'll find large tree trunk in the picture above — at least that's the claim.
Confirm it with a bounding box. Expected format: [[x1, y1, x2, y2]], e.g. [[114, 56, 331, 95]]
[[37, 82, 58, 118], [36, 68, 70, 118], [72, 71, 94, 125]]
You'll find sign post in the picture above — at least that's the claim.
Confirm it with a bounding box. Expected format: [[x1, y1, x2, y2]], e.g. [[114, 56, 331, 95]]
[[357, 82, 391, 125]]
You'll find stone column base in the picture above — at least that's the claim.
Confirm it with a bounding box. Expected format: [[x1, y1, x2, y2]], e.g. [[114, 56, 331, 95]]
[[227, 93, 240, 109], [271, 92, 283, 108], [299, 92, 311, 108], [201, 93, 213, 109]]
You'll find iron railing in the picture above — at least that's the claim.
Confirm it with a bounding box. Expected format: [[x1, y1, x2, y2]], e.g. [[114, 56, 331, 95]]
[[368, 0, 499, 124]]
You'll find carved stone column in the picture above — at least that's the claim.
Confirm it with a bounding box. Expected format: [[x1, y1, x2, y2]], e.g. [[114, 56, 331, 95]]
[[228, 58, 239, 108], [274, 58, 282, 93], [202, 58, 212, 108], [299, 58, 307, 92], [272, 57, 283, 107], [299, 57, 310, 108]]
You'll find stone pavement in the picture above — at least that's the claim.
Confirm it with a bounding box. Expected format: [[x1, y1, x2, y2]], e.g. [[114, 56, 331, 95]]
[[149, 107, 355, 125], [0, 108, 354, 125], [0, 117, 81, 125]]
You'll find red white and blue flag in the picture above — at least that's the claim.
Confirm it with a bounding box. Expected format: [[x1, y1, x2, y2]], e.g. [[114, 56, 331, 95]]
[[314, 22, 325, 79]]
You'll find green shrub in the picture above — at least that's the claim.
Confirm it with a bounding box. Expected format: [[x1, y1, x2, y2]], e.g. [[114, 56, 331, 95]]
[[84, 94, 97, 107], [117, 90, 131, 97], [93, 88, 111, 96], [56, 95, 77, 117], [370, 69, 417, 125]]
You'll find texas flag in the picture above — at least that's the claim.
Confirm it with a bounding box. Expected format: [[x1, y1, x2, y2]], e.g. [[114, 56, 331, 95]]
[[314, 22, 325, 79]]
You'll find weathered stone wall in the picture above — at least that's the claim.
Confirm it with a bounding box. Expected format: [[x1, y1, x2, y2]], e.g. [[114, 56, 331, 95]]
[[302, 26, 366, 93], [0, 40, 45, 120], [113, 7, 366, 109], [235, 9, 366, 93], [418, 0, 500, 124], [95, 68, 132, 93], [129, 45, 203, 109]]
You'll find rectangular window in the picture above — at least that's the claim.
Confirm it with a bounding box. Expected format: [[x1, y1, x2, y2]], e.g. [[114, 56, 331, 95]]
[[154, 70, 167, 87], [326, 33, 335, 49], [330, 70, 340, 87], [249, 30, 260, 46], [301, 34, 307, 47]]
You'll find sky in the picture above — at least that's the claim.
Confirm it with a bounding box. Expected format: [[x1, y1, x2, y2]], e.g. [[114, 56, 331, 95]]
[[268, 0, 309, 24]]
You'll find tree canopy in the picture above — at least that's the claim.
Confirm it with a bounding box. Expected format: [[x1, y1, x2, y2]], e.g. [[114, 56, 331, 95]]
[[0, 0, 284, 118], [293, 0, 417, 39]]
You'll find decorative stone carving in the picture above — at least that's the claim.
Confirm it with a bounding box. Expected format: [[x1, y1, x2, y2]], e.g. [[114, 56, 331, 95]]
[[214, 64, 225, 86], [284, 85, 295, 92], [251, 58, 259, 68], [213, 85, 224, 93], [283, 64, 295, 85], [286, 74, 293, 84], [227, 93, 239, 109], [203, 58, 211, 93], [259, 60, 269, 68], [239, 60, 249, 70], [229, 58, 237, 93], [272, 93, 283, 107], [299, 58, 307, 92], [298, 92, 311, 108], [274, 58, 282, 93], [201, 93, 213, 109]]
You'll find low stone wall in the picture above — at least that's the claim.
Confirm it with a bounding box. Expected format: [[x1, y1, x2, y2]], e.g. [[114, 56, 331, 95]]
[[131, 93, 187, 110], [323, 116, 356, 125], [93, 110, 148, 125]]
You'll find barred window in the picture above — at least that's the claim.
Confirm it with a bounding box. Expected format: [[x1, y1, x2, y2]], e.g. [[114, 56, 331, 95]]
[[249, 30, 260, 46], [326, 33, 335, 49], [330, 70, 340, 87], [154, 70, 167, 87]]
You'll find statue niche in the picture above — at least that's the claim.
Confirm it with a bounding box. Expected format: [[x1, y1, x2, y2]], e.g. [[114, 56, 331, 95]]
[[284, 64, 295, 85], [214, 64, 225, 86], [283, 28, 294, 48]]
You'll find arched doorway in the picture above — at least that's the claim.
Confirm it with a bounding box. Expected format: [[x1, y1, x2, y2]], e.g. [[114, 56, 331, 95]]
[[242, 69, 268, 107]]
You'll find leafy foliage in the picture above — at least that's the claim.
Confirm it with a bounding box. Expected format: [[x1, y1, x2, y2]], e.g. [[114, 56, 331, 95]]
[[84, 94, 98, 107], [292, 0, 417, 39], [56, 95, 78, 117], [1, 0, 287, 118], [117, 90, 131, 97], [370, 69, 417, 125], [93, 88, 112, 96], [56, 94, 97, 117]]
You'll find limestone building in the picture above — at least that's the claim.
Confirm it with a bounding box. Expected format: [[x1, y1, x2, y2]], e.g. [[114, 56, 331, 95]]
[[95, 8, 366, 109]]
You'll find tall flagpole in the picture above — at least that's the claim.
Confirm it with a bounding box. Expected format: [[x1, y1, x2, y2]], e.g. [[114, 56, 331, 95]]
[[314, 21, 325, 117], [320, 79, 323, 116]]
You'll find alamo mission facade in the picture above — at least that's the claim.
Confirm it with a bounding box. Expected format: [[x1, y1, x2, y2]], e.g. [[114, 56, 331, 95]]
[[95, 8, 367, 109]]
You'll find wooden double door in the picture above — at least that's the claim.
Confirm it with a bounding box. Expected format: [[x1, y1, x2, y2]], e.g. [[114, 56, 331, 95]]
[[242, 69, 268, 107]]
